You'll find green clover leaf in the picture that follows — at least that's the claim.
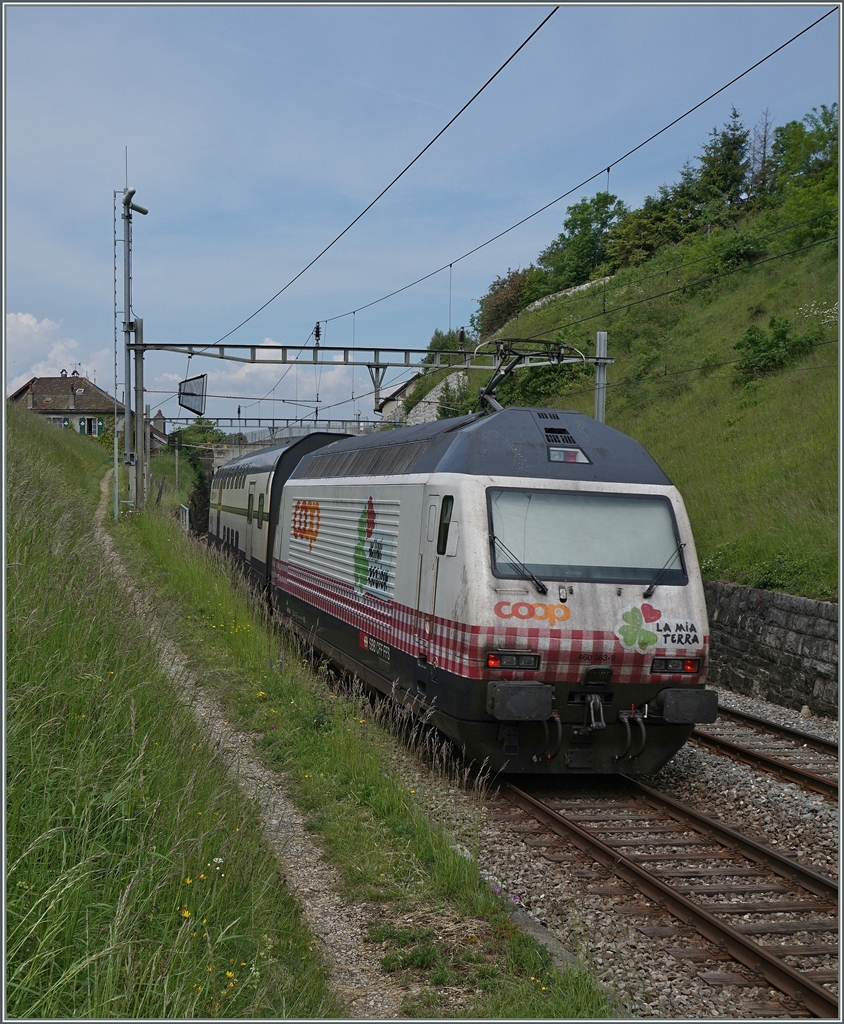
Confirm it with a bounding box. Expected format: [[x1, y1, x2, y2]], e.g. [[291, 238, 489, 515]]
[[617, 606, 658, 651], [637, 629, 658, 651], [618, 624, 640, 647], [622, 607, 643, 628]]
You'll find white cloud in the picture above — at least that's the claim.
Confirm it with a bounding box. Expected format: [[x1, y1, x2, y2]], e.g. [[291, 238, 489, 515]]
[[5, 312, 114, 394]]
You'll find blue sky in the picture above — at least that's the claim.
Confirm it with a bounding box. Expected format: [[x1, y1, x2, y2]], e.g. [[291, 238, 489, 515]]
[[4, 3, 840, 427]]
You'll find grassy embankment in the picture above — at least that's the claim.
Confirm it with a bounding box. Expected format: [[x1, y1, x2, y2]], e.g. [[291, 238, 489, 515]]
[[6, 403, 338, 1019], [408, 228, 838, 601], [6, 401, 611, 1018]]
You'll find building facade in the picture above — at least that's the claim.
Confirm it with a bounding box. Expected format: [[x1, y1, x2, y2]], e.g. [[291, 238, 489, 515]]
[[8, 370, 125, 437]]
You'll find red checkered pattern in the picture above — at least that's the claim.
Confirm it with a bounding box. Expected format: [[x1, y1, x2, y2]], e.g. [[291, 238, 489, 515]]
[[273, 558, 708, 685]]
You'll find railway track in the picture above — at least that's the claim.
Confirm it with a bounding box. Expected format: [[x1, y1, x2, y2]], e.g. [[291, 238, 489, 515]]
[[497, 779, 838, 1018], [693, 707, 839, 800]]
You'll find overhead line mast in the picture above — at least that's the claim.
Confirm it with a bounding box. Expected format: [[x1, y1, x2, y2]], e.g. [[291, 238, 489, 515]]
[[121, 187, 148, 507]]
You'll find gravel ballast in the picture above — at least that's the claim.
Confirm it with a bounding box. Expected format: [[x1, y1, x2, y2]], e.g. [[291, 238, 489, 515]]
[[101, 471, 837, 1019], [405, 684, 839, 1019]]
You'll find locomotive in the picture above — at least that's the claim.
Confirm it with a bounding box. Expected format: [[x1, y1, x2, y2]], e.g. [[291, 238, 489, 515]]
[[209, 407, 716, 774]]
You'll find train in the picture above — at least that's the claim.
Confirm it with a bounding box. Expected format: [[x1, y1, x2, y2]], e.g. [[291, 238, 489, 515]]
[[208, 407, 716, 775]]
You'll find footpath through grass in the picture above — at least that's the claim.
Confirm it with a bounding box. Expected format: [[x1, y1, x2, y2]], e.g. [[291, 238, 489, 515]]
[[111, 470, 611, 1017], [5, 404, 338, 1019], [6, 402, 611, 1018]]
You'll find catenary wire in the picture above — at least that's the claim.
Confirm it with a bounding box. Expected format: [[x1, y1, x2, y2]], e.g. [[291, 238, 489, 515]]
[[507, 236, 838, 342], [582, 210, 836, 302], [165, 237, 836, 417], [201, 7, 559, 352], [320, 7, 837, 327], [176, 7, 835, 423]]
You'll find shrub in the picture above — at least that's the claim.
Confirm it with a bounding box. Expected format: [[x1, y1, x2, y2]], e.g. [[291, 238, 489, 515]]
[[733, 315, 819, 380]]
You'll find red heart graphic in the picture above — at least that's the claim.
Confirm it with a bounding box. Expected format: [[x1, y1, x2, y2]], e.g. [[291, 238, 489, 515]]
[[641, 603, 661, 623]]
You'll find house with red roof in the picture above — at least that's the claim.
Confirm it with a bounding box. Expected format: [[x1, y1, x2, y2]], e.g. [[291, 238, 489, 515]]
[[8, 369, 125, 438]]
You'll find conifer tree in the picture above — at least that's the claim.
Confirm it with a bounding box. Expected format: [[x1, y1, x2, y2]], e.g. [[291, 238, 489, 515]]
[[698, 106, 750, 210]]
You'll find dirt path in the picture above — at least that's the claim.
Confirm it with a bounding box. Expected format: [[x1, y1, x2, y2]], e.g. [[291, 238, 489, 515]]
[[95, 472, 407, 1018]]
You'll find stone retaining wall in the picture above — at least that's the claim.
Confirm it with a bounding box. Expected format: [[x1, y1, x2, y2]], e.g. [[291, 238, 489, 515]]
[[403, 372, 468, 427], [704, 581, 839, 718]]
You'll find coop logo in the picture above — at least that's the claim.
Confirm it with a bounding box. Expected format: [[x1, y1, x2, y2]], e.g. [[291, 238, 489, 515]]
[[292, 499, 320, 552], [354, 496, 392, 597], [494, 601, 571, 624]]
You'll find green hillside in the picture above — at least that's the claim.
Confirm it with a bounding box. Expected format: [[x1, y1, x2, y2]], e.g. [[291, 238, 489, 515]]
[[509, 246, 837, 601], [405, 105, 838, 601]]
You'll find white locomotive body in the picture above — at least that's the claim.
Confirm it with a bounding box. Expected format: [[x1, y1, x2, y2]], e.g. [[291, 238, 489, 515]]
[[212, 408, 715, 774]]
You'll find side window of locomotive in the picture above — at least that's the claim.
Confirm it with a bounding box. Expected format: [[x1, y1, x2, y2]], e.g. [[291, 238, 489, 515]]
[[436, 496, 454, 555], [257, 493, 264, 528], [247, 492, 254, 524]]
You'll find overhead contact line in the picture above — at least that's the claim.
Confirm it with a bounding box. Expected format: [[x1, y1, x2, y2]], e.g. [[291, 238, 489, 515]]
[[502, 236, 838, 344], [319, 8, 837, 329], [203, 6, 559, 352]]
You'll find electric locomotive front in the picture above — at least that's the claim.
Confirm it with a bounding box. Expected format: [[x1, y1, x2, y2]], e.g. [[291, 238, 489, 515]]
[[272, 409, 716, 775]]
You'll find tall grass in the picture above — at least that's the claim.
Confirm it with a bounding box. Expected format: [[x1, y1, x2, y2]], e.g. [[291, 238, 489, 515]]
[[5, 404, 338, 1018], [113, 477, 611, 1018]]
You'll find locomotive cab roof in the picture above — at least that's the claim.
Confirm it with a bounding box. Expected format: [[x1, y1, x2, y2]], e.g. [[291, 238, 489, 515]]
[[295, 408, 672, 486]]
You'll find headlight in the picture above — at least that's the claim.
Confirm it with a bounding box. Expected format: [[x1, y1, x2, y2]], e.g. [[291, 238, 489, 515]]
[[651, 657, 700, 674], [487, 652, 540, 669]]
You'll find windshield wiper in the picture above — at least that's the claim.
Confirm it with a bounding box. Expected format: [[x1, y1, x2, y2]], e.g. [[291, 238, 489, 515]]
[[643, 542, 686, 599], [492, 535, 548, 595]]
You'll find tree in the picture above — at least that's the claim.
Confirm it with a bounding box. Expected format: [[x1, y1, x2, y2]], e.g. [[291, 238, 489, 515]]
[[168, 417, 228, 471], [697, 106, 750, 210], [436, 372, 473, 419], [606, 192, 684, 268], [662, 161, 707, 234], [423, 327, 469, 364], [473, 267, 531, 338], [168, 419, 226, 537], [771, 103, 838, 190], [537, 192, 628, 290], [749, 108, 776, 199]]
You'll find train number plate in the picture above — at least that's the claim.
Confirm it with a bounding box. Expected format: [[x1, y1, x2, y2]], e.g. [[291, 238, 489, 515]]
[[359, 632, 391, 663]]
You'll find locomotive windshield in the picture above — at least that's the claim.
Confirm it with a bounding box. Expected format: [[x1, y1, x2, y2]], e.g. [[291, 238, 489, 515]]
[[488, 488, 687, 586]]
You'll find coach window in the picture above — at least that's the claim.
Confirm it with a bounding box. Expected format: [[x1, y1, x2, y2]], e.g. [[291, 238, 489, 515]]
[[247, 492, 254, 524], [436, 496, 454, 555], [257, 493, 264, 528]]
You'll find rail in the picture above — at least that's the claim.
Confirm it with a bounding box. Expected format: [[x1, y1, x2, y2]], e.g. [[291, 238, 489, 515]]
[[500, 780, 838, 1018], [693, 708, 838, 799]]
